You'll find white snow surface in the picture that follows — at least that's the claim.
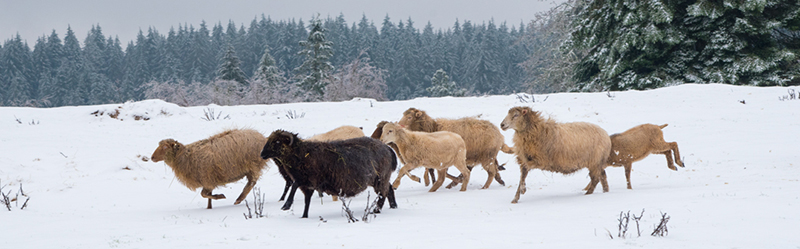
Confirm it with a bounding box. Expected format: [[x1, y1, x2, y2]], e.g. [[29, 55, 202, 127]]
[[1, 84, 798, 248]]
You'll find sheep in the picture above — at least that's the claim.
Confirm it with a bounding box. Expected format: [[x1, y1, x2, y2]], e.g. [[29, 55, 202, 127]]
[[260, 130, 398, 218], [306, 125, 365, 142], [370, 121, 445, 186], [398, 108, 512, 189], [150, 128, 269, 209], [380, 122, 471, 192], [500, 107, 611, 203], [289, 125, 366, 202], [585, 123, 684, 190]]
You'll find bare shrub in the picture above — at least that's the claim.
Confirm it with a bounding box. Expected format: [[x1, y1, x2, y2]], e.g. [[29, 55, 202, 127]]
[[243, 188, 266, 220], [652, 212, 670, 237]]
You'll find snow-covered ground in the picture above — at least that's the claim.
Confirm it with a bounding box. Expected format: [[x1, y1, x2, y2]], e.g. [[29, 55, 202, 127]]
[[1, 84, 798, 248]]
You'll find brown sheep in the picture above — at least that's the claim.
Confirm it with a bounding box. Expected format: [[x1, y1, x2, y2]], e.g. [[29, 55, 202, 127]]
[[370, 121, 447, 186], [305, 125, 366, 202], [306, 125, 365, 142], [151, 128, 269, 209], [500, 107, 611, 204], [398, 108, 512, 189], [585, 123, 684, 190], [380, 122, 471, 192]]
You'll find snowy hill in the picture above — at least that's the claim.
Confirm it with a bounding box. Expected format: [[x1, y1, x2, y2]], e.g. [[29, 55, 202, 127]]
[[1, 84, 798, 248]]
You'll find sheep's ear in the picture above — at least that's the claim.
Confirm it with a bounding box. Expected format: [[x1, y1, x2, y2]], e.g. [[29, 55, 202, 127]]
[[521, 109, 528, 115]]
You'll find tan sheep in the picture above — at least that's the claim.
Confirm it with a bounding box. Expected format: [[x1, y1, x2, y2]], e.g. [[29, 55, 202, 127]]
[[380, 122, 471, 192], [305, 125, 365, 202], [371, 121, 454, 186], [398, 108, 513, 189], [500, 107, 611, 204], [586, 123, 684, 190], [306, 125, 365, 142], [151, 128, 268, 209]]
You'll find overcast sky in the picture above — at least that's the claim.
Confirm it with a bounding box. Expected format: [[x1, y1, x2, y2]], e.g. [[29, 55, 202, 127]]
[[1, 0, 563, 46]]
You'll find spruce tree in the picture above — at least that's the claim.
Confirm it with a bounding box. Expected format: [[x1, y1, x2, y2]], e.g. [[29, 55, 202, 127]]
[[426, 69, 464, 97], [217, 44, 248, 85], [0, 35, 34, 106], [568, 0, 799, 90], [295, 16, 334, 97], [253, 45, 283, 86]]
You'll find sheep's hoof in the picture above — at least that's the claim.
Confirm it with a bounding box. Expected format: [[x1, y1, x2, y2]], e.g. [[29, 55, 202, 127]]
[[669, 166, 678, 171], [511, 199, 519, 204]]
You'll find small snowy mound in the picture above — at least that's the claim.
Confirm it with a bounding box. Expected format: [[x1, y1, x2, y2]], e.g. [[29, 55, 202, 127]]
[[90, 99, 187, 121]]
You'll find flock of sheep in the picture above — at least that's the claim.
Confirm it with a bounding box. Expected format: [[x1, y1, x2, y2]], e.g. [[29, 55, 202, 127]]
[[150, 106, 684, 218]]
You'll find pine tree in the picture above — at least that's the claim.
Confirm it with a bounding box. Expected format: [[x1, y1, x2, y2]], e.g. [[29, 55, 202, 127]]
[[681, 0, 798, 85], [217, 44, 248, 85], [295, 16, 335, 97], [253, 45, 284, 86], [568, 0, 799, 90], [426, 69, 465, 97], [0, 35, 34, 106], [55, 27, 88, 106]]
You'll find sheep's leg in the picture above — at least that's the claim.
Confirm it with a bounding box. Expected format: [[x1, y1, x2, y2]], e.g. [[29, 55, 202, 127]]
[[585, 168, 607, 194], [481, 159, 500, 189], [406, 173, 421, 183], [425, 168, 436, 186], [200, 188, 226, 209], [429, 168, 448, 192], [512, 166, 530, 204], [423, 169, 431, 186], [300, 187, 314, 218], [669, 141, 683, 168], [387, 187, 398, 209], [281, 182, 299, 211], [279, 179, 292, 201], [600, 169, 609, 192], [234, 174, 257, 205], [392, 164, 418, 189], [493, 159, 506, 186], [624, 163, 633, 189], [454, 162, 471, 191]]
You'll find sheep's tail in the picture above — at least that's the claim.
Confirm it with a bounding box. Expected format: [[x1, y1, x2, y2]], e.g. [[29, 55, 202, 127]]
[[501, 143, 514, 154], [659, 124, 669, 129]]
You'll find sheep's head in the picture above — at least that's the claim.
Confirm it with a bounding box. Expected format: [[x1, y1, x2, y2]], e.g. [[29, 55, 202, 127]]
[[380, 122, 403, 144], [261, 130, 297, 159], [501, 106, 537, 131], [151, 139, 180, 162], [399, 108, 436, 132], [398, 108, 422, 126], [371, 121, 390, 139]]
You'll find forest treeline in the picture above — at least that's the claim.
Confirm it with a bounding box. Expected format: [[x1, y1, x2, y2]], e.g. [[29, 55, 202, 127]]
[[0, 14, 529, 107]]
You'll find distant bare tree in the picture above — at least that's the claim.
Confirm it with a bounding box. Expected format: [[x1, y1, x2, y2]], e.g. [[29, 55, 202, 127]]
[[324, 51, 388, 101], [520, 0, 585, 93]]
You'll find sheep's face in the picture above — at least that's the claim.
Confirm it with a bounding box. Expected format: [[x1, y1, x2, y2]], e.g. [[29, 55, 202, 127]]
[[371, 121, 389, 139], [261, 130, 295, 159], [501, 107, 529, 131], [398, 108, 423, 127], [151, 139, 179, 162], [380, 122, 401, 144]]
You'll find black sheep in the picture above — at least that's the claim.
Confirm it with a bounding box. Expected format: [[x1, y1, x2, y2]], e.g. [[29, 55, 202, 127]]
[[260, 130, 398, 218]]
